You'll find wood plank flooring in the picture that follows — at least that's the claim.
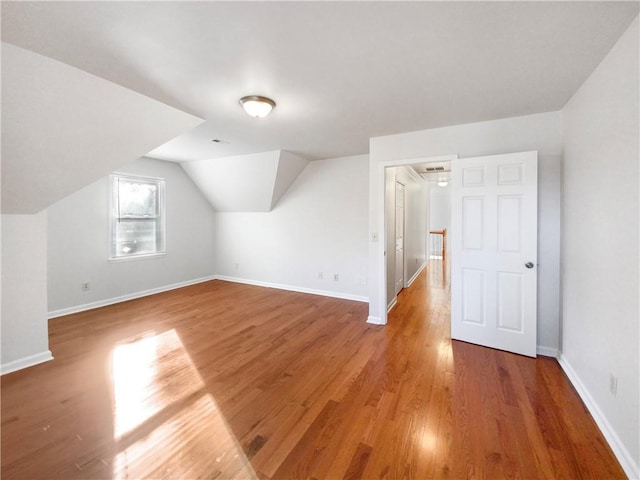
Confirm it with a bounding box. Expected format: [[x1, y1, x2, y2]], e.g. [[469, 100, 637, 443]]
[[1, 261, 625, 479]]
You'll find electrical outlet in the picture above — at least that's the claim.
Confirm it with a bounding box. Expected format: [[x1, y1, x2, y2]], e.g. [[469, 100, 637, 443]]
[[333, 273, 339, 282], [318, 272, 324, 280], [609, 374, 618, 396], [81, 282, 90, 292], [359, 276, 367, 286], [234, 263, 239, 270]]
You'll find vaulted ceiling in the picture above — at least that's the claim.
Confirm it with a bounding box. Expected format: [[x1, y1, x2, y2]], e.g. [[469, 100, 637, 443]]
[[1, 43, 203, 214], [3, 1, 638, 164]]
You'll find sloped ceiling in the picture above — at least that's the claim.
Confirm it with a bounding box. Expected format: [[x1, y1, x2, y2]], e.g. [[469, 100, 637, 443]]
[[1, 43, 204, 214], [270, 151, 309, 210], [181, 150, 308, 212]]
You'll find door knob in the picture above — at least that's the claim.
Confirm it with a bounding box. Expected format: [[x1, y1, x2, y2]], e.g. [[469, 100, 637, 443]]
[[525, 262, 534, 269]]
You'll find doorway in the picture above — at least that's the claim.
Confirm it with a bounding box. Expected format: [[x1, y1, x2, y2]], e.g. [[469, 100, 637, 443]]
[[383, 158, 454, 314], [375, 151, 539, 358], [374, 154, 457, 324]]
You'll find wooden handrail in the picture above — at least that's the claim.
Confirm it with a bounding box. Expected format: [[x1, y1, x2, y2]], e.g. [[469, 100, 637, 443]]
[[429, 228, 447, 260]]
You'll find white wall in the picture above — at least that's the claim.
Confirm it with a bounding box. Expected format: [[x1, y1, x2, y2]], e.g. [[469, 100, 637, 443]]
[[1, 213, 52, 373], [385, 166, 428, 308], [47, 157, 216, 315], [369, 111, 562, 352], [429, 183, 451, 256], [214, 155, 369, 301], [561, 17, 639, 477], [402, 170, 428, 286]]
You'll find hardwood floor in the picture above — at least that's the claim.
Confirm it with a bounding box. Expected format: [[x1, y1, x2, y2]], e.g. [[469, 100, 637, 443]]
[[1, 262, 625, 479]]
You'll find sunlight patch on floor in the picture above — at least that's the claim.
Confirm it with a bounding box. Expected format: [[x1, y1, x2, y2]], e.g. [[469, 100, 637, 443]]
[[111, 329, 205, 438], [111, 331, 158, 438], [109, 329, 256, 479], [113, 394, 257, 479]]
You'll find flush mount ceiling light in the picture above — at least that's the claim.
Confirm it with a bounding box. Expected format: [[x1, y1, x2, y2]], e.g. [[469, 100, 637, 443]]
[[239, 95, 276, 118], [437, 179, 449, 187]]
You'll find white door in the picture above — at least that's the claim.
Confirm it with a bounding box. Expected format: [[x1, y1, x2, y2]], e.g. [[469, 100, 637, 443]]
[[451, 151, 538, 357], [395, 182, 405, 295]]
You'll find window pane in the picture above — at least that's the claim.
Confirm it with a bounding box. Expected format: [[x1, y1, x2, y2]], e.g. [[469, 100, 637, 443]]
[[110, 174, 165, 259], [118, 180, 157, 217], [114, 219, 158, 256]]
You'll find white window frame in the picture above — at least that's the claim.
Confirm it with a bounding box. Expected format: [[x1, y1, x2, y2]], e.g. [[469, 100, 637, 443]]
[[109, 173, 166, 261]]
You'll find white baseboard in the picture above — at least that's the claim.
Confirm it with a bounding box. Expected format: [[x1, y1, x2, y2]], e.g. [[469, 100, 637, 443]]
[[536, 346, 560, 357], [215, 275, 368, 303], [558, 354, 639, 479], [48, 274, 368, 321], [406, 261, 427, 288], [48, 275, 218, 319], [1, 350, 53, 376], [366, 315, 385, 325], [387, 297, 398, 313]]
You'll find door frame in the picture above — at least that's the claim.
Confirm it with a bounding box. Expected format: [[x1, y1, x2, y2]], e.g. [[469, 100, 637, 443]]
[[372, 154, 458, 326]]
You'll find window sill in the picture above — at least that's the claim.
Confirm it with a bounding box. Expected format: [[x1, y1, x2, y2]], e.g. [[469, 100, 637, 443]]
[[108, 252, 167, 263]]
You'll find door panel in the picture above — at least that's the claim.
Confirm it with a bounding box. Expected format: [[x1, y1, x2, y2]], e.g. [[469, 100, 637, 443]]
[[462, 268, 485, 325], [462, 196, 483, 250], [497, 272, 523, 332], [498, 195, 522, 252], [451, 151, 537, 357]]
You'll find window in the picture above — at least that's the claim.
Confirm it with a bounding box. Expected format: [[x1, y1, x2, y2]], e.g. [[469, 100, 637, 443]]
[[110, 174, 165, 259]]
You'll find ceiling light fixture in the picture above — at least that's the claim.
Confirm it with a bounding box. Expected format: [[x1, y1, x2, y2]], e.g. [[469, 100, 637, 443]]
[[239, 95, 276, 118], [437, 180, 449, 187]]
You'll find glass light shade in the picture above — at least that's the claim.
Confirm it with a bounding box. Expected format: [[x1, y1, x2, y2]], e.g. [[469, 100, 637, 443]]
[[437, 180, 448, 187], [239, 96, 276, 118]]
